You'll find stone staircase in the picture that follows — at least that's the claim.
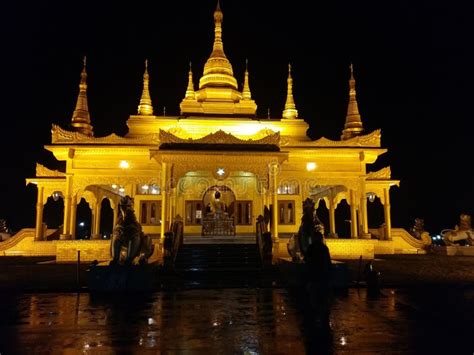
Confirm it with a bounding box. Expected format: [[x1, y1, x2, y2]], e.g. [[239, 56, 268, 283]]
[[175, 243, 261, 271], [167, 243, 277, 289]]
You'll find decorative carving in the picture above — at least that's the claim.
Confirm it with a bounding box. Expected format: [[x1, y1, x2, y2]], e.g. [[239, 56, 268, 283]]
[[51, 124, 159, 145], [72, 175, 156, 195], [159, 129, 280, 147], [36, 163, 65, 177], [367, 167, 391, 180], [154, 151, 287, 182], [281, 129, 381, 147]]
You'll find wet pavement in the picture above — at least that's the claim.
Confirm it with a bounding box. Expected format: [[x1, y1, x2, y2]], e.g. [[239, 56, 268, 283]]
[[0, 287, 473, 354]]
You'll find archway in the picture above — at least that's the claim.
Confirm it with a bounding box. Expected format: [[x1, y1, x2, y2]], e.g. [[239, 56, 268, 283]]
[[100, 198, 114, 239], [316, 199, 330, 236], [76, 198, 92, 239], [367, 196, 384, 230], [335, 199, 351, 238], [202, 185, 236, 218], [201, 185, 237, 236], [43, 195, 64, 230]]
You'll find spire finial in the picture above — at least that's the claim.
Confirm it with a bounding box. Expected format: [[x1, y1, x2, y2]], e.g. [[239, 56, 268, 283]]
[[83, 56, 87, 67], [71, 57, 93, 136], [341, 62, 364, 140], [267, 108, 270, 119], [242, 59, 252, 100], [185, 61, 196, 100], [282, 62, 298, 119], [138, 59, 154, 115]]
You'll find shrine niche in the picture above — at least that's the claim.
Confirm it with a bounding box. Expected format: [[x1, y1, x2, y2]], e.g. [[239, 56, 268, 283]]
[[201, 185, 236, 236]]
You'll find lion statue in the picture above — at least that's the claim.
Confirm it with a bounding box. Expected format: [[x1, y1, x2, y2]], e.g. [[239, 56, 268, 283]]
[[287, 198, 325, 261], [410, 218, 425, 239], [441, 214, 473, 246], [410, 217, 432, 247], [110, 195, 154, 265]]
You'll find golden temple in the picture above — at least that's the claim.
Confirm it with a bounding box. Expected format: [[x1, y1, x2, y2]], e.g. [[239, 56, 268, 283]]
[[1, 1, 427, 261]]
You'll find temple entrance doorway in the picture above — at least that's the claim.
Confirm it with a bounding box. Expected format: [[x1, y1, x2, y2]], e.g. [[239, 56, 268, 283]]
[[201, 185, 236, 236]]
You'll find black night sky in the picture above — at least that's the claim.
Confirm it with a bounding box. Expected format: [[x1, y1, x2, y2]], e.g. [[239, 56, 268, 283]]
[[0, 0, 471, 235]]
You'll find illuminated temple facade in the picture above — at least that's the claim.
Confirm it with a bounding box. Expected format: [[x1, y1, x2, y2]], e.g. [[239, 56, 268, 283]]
[[3, 2, 426, 260]]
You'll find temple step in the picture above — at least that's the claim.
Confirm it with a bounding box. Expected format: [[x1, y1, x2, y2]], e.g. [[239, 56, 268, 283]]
[[174, 243, 262, 271]]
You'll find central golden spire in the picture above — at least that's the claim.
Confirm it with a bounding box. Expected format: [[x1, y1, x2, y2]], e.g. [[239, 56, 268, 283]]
[[180, 1, 257, 116], [71, 56, 93, 136], [199, 0, 237, 90]]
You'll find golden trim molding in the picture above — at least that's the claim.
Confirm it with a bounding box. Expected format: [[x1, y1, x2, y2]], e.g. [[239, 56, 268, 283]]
[[159, 129, 280, 147], [367, 166, 391, 180], [36, 163, 65, 177], [51, 124, 159, 145]]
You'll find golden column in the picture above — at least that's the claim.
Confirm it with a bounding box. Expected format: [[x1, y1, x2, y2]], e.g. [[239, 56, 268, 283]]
[[160, 163, 168, 239], [270, 163, 279, 243], [61, 175, 72, 239], [383, 187, 392, 240], [112, 203, 118, 232], [70, 195, 77, 239], [35, 186, 44, 241], [92, 199, 101, 239], [328, 190, 337, 237], [359, 181, 370, 238], [349, 190, 358, 238]]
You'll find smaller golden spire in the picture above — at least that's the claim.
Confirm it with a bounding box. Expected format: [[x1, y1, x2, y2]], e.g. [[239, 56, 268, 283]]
[[185, 62, 196, 100], [341, 63, 364, 140], [242, 59, 252, 100], [138, 59, 154, 115], [282, 63, 298, 119], [71, 56, 93, 136]]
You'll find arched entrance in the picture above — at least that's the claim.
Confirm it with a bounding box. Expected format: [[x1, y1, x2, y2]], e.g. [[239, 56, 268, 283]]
[[201, 185, 236, 236]]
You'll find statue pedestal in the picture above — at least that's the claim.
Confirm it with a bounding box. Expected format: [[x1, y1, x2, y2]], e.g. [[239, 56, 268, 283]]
[[59, 234, 72, 240], [359, 233, 372, 239], [86, 264, 159, 292]]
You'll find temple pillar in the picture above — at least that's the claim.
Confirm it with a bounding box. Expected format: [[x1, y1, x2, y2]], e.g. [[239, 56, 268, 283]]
[[383, 187, 392, 240], [168, 187, 174, 227], [270, 163, 279, 242], [61, 175, 72, 239], [112, 204, 118, 230], [35, 186, 44, 241], [349, 190, 358, 239], [160, 162, 168, 239], [92, 199, 101, 239], [359, 182, 370, 238], [328, 192, 337, 238], [70, 195, 77, 239]]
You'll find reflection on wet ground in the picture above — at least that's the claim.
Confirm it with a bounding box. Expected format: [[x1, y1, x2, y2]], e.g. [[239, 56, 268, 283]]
[[0, 287, 473, 354]]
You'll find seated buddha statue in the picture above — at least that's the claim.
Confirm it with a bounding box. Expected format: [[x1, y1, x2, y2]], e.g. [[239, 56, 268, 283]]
[[210, 191, 226, 217]]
